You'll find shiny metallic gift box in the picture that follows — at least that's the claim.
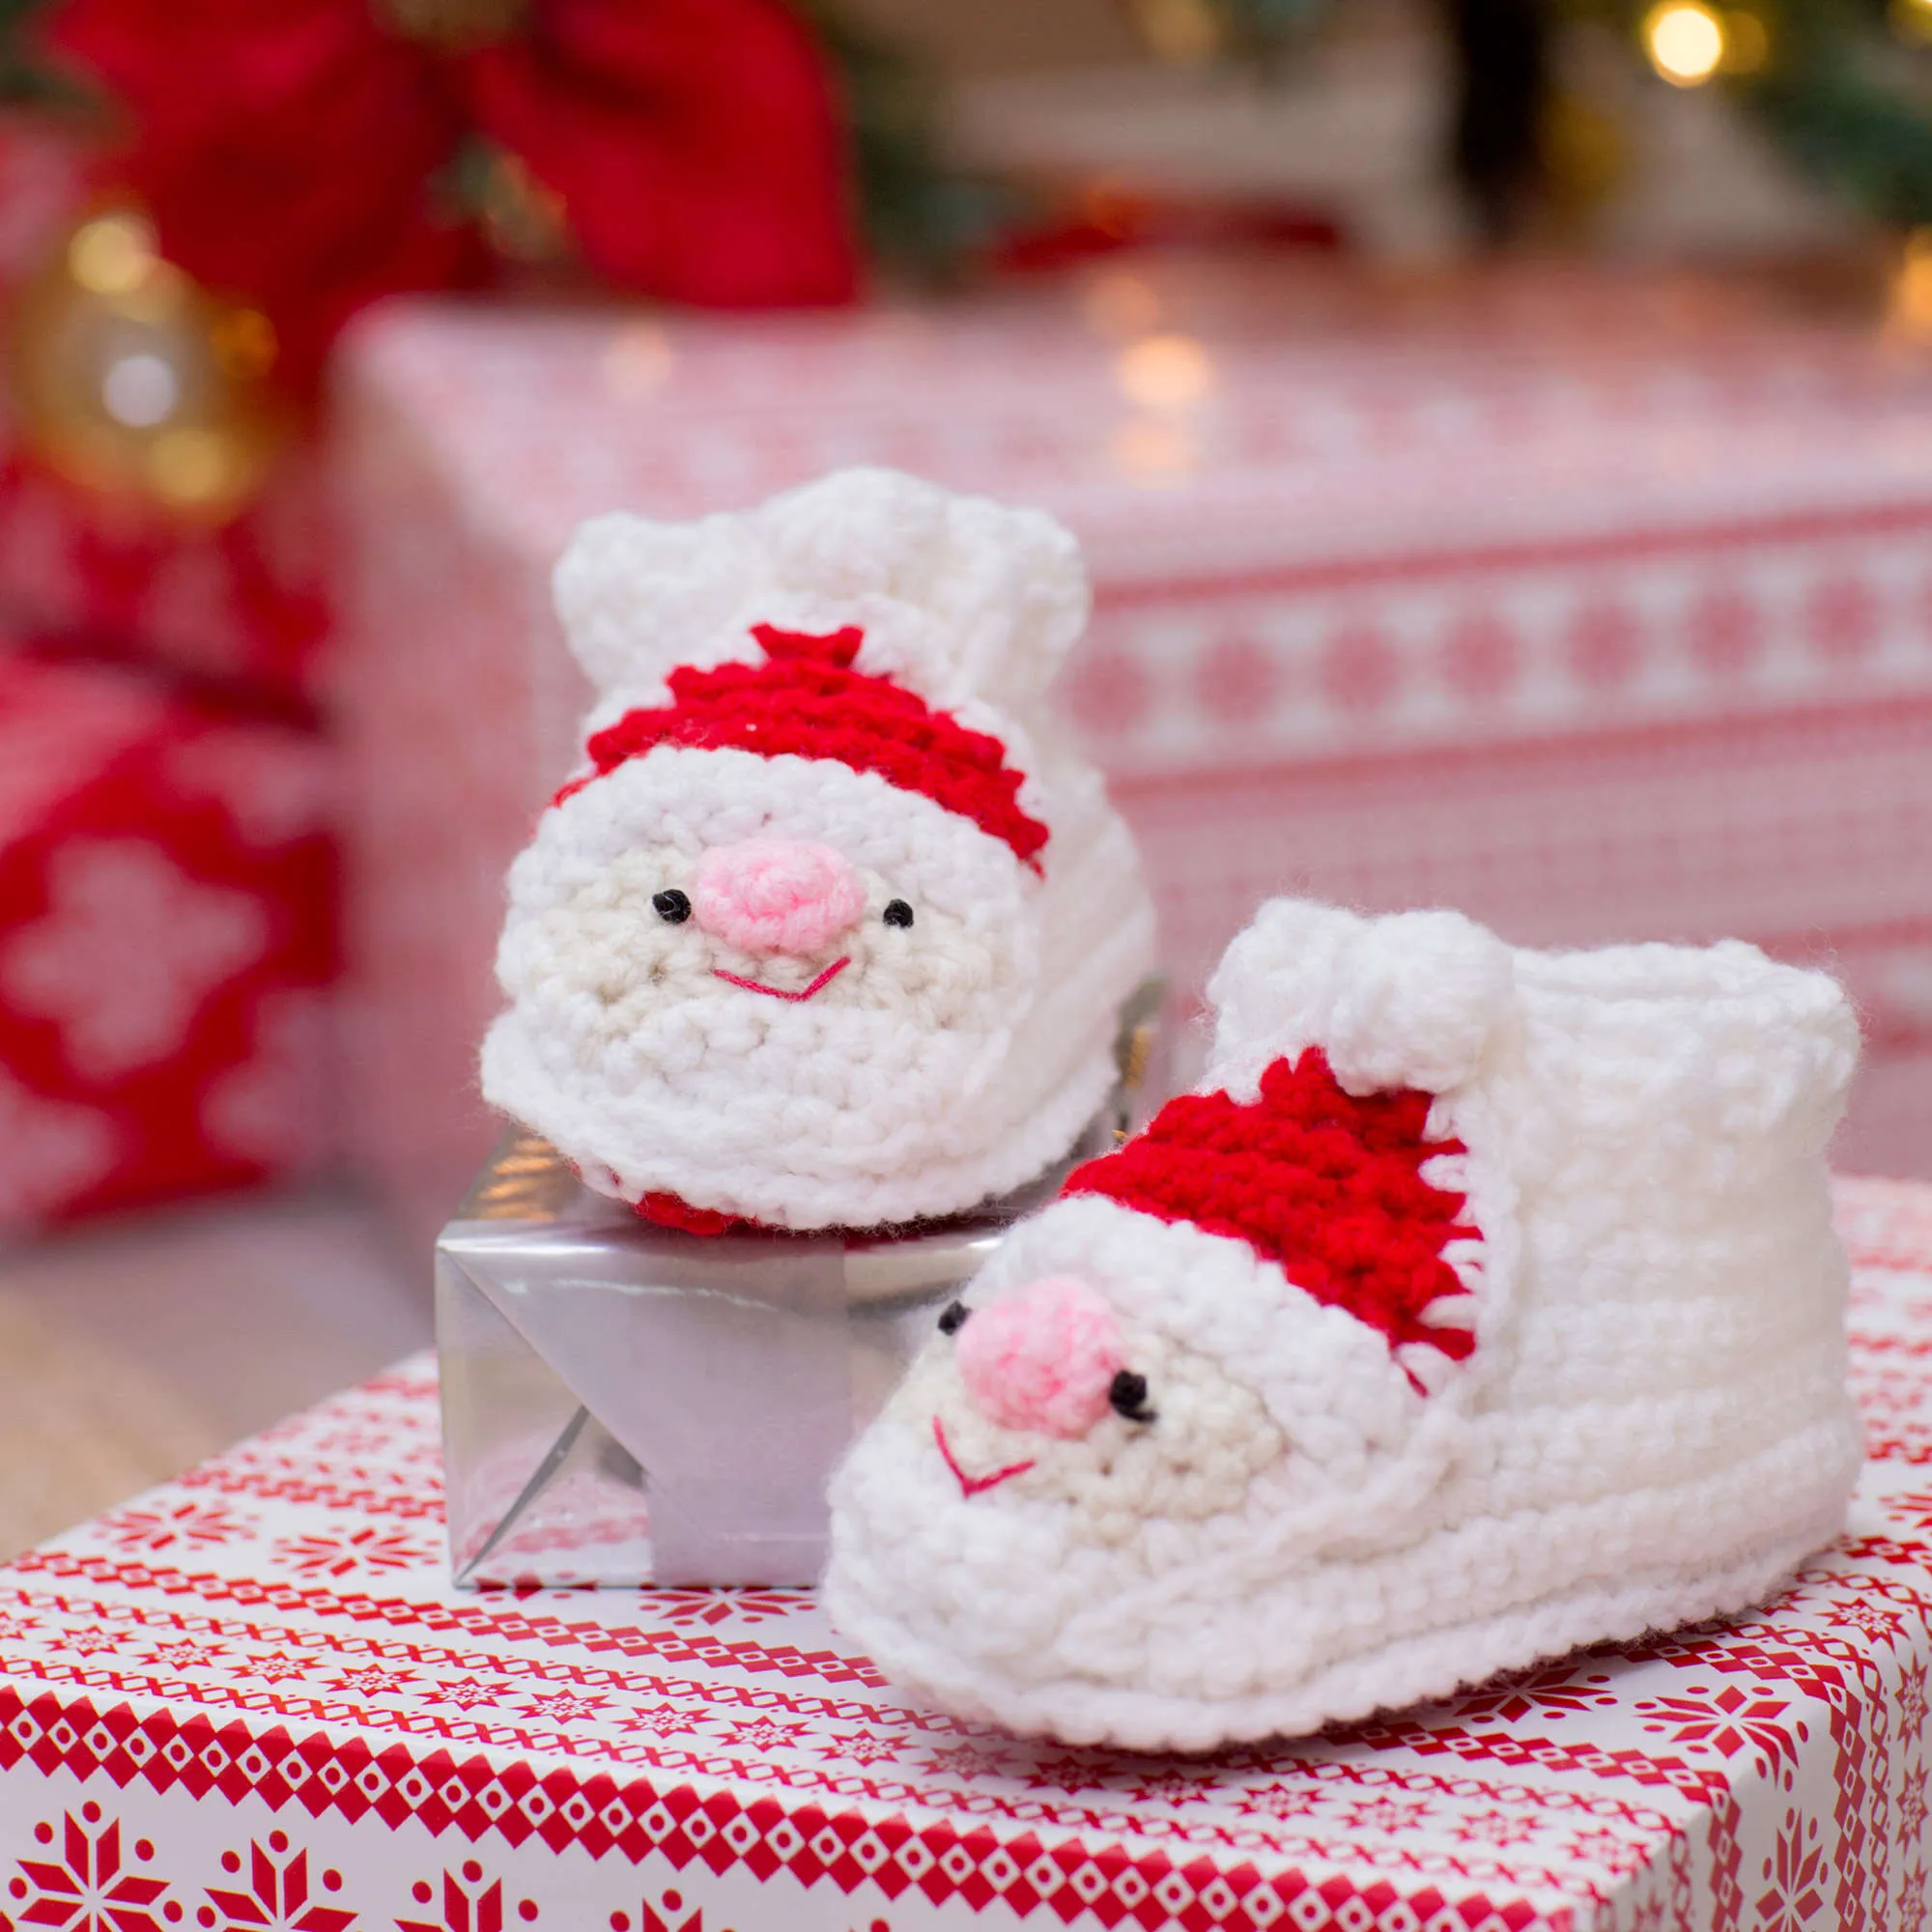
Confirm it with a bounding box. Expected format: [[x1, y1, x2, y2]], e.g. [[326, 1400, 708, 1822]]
[[436, 987, 1161, 1589]]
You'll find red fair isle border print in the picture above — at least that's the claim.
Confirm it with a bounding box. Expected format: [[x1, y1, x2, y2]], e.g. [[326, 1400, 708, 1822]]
[[0, 1178, 1926, 1930]]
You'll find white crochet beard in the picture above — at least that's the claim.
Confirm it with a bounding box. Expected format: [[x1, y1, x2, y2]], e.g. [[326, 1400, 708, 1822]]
[[480, 745, 1155, 1227], [492, 838, 1029, 1189], [823, 909, 1865, 1750]]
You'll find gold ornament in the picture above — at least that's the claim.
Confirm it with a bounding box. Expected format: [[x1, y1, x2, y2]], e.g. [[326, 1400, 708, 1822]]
[[9, 210, 286, 523]]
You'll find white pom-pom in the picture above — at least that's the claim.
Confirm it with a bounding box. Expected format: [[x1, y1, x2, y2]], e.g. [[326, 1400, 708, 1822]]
[[1207, 899, 1517, 1097]]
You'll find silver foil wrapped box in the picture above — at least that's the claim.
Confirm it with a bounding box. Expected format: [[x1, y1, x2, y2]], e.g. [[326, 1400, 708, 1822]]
[[437, 991, 1160, 1590]]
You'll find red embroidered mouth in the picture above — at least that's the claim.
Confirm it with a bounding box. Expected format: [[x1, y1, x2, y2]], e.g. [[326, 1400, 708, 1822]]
[[711, 956, 851, 1003], [932, 1416, 1035, 1499]]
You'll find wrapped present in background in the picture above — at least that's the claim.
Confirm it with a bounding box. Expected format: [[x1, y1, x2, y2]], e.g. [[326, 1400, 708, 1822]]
[[0, 651, 337, 1234], [0, 454, 332, 700], [332, 258, 1932, 1241]]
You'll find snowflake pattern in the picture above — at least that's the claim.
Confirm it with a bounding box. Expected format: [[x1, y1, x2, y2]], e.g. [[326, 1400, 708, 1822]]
[[320, 1664, 419, 1701], [422, 1676, 513, 1714], [43, 1626, 128, 1660], [1820, 1595, 1911, 1641], [203, 1831, 355, 1932], [137, 1638, 231, 1675], [608, 1889, 707, 1932], [1447, 1807, 1541, 1847], [221, 1651, 319, 1686], [270, 1527, 430, 1577], [810, 1729, 902, 1766], [1755, 1807, 1829, 1930], [916, 1743, 1020, 1782], [606, 1703, 696, 1747], [7, 1803, 172, 1932], [1339, 1795, 1435, 1838], [637, 1590, 810, 1630], [1635, 1683, 1805, 1773], [1123, 1766, 1227, 1807], [398, 1860, 538, 1932], [1232, 1781, 1326, 1822], [98, 1500, 258, 1555], [710, 1714, 811, 1754], [0, 838, 268, 1079], [508, 1688, 613, 1726]]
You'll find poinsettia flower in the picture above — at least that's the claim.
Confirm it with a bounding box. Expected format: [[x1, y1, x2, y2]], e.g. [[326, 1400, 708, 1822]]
[[461, 0, 859, 306], [48, 0, 857, 389], [50, 0, 477, 385]]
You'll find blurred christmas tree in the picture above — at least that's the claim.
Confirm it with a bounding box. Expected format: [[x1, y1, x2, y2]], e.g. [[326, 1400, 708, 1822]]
[[1201, 0, 1932, 242]]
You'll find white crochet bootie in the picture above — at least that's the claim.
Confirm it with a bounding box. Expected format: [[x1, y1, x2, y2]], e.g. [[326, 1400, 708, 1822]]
[[481, 469, 1154, 1233], [824, 898, 1862, 1749]]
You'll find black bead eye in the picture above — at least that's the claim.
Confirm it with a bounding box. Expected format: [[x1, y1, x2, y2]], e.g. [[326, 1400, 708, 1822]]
[[1109, 1370, 1154, 1423], [652, 890, 692, 923], [883, 899, 914, 928], [937, 1300, 970, 1335]]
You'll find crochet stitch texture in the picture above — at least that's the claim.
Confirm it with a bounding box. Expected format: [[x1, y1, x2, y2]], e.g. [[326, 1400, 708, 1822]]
[[480, 468, 1155, 1231], [825, 896, 1863, 1749], [1063, 1049, 1477, 1369]]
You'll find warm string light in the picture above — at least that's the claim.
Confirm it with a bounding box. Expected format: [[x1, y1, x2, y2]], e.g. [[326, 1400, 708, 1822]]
[[1893, 0, 1932, 43], [1108, 332, 1215, 484], [1641, 0, 1769, 83], [1643, 0, 1726, 83], [1887, 230, 1932, 345]]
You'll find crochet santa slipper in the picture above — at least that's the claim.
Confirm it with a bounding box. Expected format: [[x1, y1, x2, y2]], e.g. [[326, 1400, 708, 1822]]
[[480, 469, 1154, 1233], [824, 898, 1863, 1750]]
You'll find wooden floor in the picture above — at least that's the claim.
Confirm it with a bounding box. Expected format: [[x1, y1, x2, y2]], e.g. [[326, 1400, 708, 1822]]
[[0, 1188, 430, 1561]]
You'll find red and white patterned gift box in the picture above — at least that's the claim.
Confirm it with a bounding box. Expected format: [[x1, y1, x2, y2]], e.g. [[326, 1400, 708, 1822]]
[[332, 264, 1932, 1235], [0, 651, 337, 1231], [0, 1173, 1927, 1930]]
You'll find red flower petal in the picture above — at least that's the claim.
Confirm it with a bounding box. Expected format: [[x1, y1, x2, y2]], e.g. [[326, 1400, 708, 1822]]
[[51, 0, 476, 386], [460, 0, 858, 306]]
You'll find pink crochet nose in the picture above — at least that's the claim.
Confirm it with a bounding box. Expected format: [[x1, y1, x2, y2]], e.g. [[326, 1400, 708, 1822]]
[[954, 1276, 1126, 1439], [692, 838, 865, 955]]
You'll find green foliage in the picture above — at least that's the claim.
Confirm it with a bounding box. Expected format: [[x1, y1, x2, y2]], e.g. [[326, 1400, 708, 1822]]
[[789, 0, 1008, 282], [1217, 0, 1932, 234], [1738, 33, 1932, 226], [0, 0, 80, 104]]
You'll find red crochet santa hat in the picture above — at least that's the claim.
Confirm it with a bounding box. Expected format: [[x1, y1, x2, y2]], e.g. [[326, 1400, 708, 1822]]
[[554, 623, 1049, 870], [1062, 1047, 1480, 1382]]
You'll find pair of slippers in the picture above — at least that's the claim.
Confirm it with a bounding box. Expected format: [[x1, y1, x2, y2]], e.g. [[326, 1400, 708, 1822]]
[[483, 467, 1862, 1750]]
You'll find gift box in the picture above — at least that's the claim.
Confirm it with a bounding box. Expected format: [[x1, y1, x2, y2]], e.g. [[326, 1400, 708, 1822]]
[[0, 650, 338, 1231], [331, 262, 1932, 1239], [0, 1170, 1925, 1929], [437, 976, 1154, 1592], [0, 455, 333, 707]]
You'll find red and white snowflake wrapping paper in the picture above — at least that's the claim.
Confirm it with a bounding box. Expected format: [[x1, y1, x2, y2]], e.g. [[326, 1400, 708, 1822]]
[[0, 651, 338, 1230], [1, 1174, 1928, 1932], [0, 451, 334, 705], [331, 265, 1932, 1237]]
